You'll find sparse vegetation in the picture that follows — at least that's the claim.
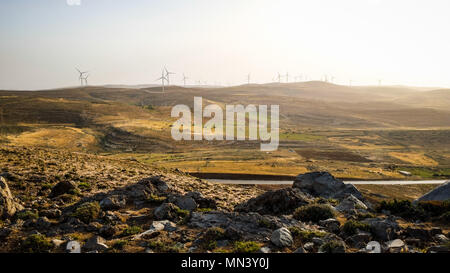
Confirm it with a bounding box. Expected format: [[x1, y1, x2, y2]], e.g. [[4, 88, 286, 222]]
[[121, 226, 142, 236], [71, 201, 101, 223], [342, 220, 371, 236], [293, 204, 334, 222], [20, 234, 53, 253], [232, 241, 261, 253]]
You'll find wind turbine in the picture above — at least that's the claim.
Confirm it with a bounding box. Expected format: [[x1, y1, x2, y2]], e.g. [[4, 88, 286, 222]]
[[247, 73, 251, 85], [182, 74, 189, 87], [277, 72, 282, 83], [285, 72, 289, 83], [82, 74, 89, 86], [164, 67, 175, 85], [76, 68, 88, 86], [156, 69, 168, 92]]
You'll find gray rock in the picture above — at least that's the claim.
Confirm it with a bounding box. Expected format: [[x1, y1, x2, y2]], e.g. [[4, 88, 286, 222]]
[[293, 247, 306, 253], [258, 247, 271, 253], [335, 194, 368, 213], [52, 239, 65, 248], [362, 217, 400, 241], [153, 203, 180, 220], [0, 176, 23, 218], [435, 234, 449, 244], [133, 220, 177, 239], [293, 172, 367, 204], [414, 181, 450, 202], [174, 196, 197, 211], [271, 228, 293, 247], [303, 242, 314, 251], [40, 209, 62, 219], [100, 195, 126, 210], [427, 245, 450, 253], [50, 181, 76, 197], [365, 241, 381, 253], [83, 236, 109, 251], [386, 239, 407, 253], [319, 218, 340, 233], [234, 187, 311, 215], [66, 240, 81, 253], [346, 231, 371, 248]]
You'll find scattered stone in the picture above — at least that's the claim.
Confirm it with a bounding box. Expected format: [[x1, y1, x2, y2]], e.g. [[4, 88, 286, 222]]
[[293, 247, 306, 253], [346, 231, 371, 248], [83, 236, 109, 252], [271, 228, 293, 248], [153, 203, 181, 220], [133, 220, 177, 239], [234, 188, 311, 215], [35, 217, 51, 230], [386, 239, 407, 253], [362, 217, 400, 241], [258, 247, 271, 253], [403, 227, 432, 241], [427, 245, 450, 253], [186, 191, 217, 209], [100, 195, 126, 210], [174, 196, 197, 211], [335, 194, 368, 213], [303, 242, 314, 251], [399, 171, 411, 176], [434, 234, 449, 244], [0, 176, 23, 218], [50, 181, 76, 197], [52, 239, 65, 248], [365, 241, 381, 253], [66, 240, 81, 253], [99, 224, 117, 238], [319, 218, 340, 233]]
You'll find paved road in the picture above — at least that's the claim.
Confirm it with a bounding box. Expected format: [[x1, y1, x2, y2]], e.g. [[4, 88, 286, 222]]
[[207, 179, 448, 185]]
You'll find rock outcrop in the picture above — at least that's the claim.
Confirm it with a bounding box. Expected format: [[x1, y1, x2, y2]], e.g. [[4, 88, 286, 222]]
[[234, 188, 311, 215], [292, 172, 366, 202], [0, 176, 23, 218], [414, 181, 450, 202]]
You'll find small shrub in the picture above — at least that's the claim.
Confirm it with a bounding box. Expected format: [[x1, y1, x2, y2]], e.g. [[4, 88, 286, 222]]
[[293, 204, 334, 222], [418, 200, 450, 218], [16, 210, 39, 220], [147, 240, 181, 253], [121, 226, 142, 236], [289, 227, 326, 242], [78, 182, 91, 190], [41, 183, 53, 190], [21, 234, 53, 253], [376, 199, 426, 220], [147, 194, 166, 204], [198, 227, 226, 251], [233, 241, 261, 253], [342, 220, 371, 236], [72, 201, 100, 223], [112, 240, 127, 250], [319, 240, 345, 253]]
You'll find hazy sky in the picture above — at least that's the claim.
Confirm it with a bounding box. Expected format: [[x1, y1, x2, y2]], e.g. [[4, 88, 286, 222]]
[[1, 0, 450, 90]]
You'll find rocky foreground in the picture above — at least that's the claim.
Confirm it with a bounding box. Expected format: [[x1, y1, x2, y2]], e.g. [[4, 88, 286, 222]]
[[0, 146, 449, 253]]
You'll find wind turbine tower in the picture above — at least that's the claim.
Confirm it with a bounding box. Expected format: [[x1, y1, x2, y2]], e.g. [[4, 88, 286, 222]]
[[182, 74, 189, 87]]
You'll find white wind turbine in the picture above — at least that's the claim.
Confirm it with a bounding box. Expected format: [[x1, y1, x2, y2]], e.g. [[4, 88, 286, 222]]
[[182, 74, 189, 87], [156, 69, 168, 92], [164, 67, 175, 85], [76, 68, 88, 86]]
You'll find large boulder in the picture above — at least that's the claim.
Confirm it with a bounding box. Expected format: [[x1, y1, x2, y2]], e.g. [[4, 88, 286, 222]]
[[293, 172, 365, 202], [414, 181, 450, 203], [234, 188, 311, 215], [0, 176, 23, 218]]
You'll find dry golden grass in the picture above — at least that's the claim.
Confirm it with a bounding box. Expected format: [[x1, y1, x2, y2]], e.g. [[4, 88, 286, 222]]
[[389, 152, 438, 166]]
